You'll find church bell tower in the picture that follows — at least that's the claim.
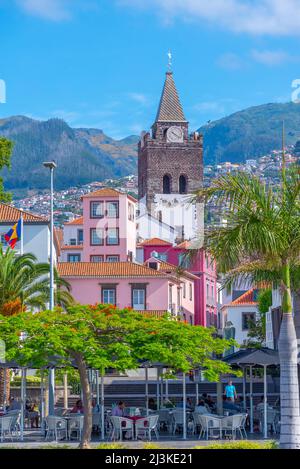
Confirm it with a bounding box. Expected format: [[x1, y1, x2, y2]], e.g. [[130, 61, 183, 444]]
[[138, 69, 204, 241]]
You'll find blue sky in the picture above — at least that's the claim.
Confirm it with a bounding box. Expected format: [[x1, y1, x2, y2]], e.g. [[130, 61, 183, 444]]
[[1, 0, 300, 139]]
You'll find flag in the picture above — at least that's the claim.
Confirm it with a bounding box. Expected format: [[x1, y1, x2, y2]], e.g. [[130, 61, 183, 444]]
[[4, 219, 22, 249]]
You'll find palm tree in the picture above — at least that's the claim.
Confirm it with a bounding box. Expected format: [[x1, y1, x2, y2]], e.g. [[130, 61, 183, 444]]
[[0, 246, 74, 312], [193, 166, 300, 449], [0, 246, 74, 405]]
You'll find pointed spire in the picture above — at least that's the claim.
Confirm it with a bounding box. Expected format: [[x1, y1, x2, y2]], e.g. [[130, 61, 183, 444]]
[[155, 71, 187, 123]]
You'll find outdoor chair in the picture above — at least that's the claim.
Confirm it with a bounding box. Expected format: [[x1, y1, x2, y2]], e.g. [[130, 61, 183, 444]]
[[199, 414, 222, 440], [44, 416, 68, 442], [221, 414, 245, 440], [92, 412, 101, 432], [193, 412, 204, 437], [0, 416, 15, 442], [54, 408, 69, 417], [158, 409, 172, 432], [109, 416, 134, 441], [7, 411, 21, 438], [68, 415, 84, 440], [135, 415, 159, 441], [259, 408, 279, 434], [172, 410, 184, 435]]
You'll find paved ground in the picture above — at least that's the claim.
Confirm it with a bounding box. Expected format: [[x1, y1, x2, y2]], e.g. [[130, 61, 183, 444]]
[[0, 429, 278, 449]]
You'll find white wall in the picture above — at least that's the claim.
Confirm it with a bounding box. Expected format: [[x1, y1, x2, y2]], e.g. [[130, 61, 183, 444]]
[[224, 305, 258, 350], [137, 212, 176, 243], [0, 223, 53, 263]]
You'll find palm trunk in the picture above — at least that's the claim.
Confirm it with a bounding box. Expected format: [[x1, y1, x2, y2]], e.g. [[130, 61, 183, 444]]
[[278, 263, 300, 449], [73, 353, 92, 449]]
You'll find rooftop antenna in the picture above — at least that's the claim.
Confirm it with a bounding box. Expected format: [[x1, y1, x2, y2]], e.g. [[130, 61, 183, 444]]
[[167, 50, 172, 72]]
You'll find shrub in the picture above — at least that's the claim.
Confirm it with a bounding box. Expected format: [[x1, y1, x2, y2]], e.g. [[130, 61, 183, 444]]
[[11, 375, 41, 386], [195, 441, 278, 450], [96, 443, 126, 449], [143, 443, 162, 449]]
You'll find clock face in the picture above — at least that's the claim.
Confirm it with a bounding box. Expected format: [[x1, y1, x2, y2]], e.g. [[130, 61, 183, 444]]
[[166, 126, 184, 143]]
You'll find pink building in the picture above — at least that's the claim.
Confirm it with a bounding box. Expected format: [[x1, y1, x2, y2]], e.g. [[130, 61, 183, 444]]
[[60, 188, 137, 263], [136, 238, 217, 327], [57, 261, 196, 324]]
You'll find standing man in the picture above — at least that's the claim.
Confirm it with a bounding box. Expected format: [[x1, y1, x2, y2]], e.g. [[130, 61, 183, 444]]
[[224, 380, 237, 402]]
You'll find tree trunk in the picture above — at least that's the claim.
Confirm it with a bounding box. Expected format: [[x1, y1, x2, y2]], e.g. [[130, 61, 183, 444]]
[[73, 353, 92, 449], [0, 369, 10, 407], [278, 263, 300, 449]]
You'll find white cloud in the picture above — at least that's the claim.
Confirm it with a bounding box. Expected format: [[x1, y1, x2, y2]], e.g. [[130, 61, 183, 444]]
[[251, 49, 297, 66], [118, 0, 300, 36], [127, 92, 149, 105], [217, 53, 244, 70], [15, 0, 71, 21]]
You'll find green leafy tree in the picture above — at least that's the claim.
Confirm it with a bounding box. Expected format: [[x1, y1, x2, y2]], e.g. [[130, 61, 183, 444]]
[[193, 165, 300, 449], [0, 304, 235, 448], [0, 137, 13, 202], [247, 289, 272, 347]]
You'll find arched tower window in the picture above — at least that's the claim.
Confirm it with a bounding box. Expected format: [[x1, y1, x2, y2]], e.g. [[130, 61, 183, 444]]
[[179, 175, 187, 194], [163, 175, 171, 194]]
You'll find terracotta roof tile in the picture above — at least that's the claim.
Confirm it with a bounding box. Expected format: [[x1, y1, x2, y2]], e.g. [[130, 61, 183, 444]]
[[0, 203, 48, 223], [175, 241, 191, 249], [138, 238, 173, 247], [65, 216, 84, 226], [82, 188, 137, 203], [57, 262, 169, 278], [226, 289, 258, 307]]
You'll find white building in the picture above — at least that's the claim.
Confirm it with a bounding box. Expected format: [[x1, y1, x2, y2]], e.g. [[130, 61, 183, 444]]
[[221, 289, 259, 351], [0, 203, 56, 263]]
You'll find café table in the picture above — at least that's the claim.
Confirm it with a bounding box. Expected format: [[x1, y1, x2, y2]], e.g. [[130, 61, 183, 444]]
[[126, 415, 146, 440]]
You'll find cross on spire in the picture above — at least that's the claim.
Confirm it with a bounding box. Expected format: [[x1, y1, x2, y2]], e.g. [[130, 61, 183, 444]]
[[167, 50, 172, 71]]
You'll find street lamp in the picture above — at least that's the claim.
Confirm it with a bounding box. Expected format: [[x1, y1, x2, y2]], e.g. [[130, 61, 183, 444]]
[[43, 161, 57, 416]]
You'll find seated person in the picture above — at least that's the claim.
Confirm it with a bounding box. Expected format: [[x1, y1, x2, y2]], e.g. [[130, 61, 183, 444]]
[[194, 400, 210, 415], [92, 398, 100, 413], [148, 398, 156, 411], [176, 398, 193, 410], [162, 398, 175, 408], [71, 399, 84, 414], [112, 401, 126, 417], [205, 395, 216, 411], [7, 397, 21, 411], [222, 395, 241, 414], [28, 400, 40, 428]]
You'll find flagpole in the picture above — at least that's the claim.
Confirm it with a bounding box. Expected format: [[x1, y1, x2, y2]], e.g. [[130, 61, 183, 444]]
[[20, 211, 24, 255]]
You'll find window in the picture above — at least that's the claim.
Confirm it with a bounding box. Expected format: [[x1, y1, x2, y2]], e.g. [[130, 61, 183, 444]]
[[178, 253, 189, 268], [77, 229, 83, 245], [163, 174, 171, 194], [132, 289, 146, 310], [177, 288, 181, 308], [90, 255, 103, 262], [90, 228, 104, 246], [107, 201, 119, 218], [0, 234, 8, 245], [107, 228, 119, 245], [70, 238, 77, 246], [149, 262, 158, 270], [90, 201, 104, 219], [242, 312, 256, 331], [106, 255, 120, 262], [189, 283, 193, 301], [102, 288, 116, 305], [183, 282, 186, 299], [179, 175, 187, 194], [151, 251, 167, 262], [128, 203, 135, 221], [169, 285, 173, 307], [211, 285, 214, 299], [67, 254, 81, 262]]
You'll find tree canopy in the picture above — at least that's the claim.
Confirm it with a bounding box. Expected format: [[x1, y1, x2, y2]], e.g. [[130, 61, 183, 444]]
[[0, 137, 13, 202], [0, 304, 236, 447]]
